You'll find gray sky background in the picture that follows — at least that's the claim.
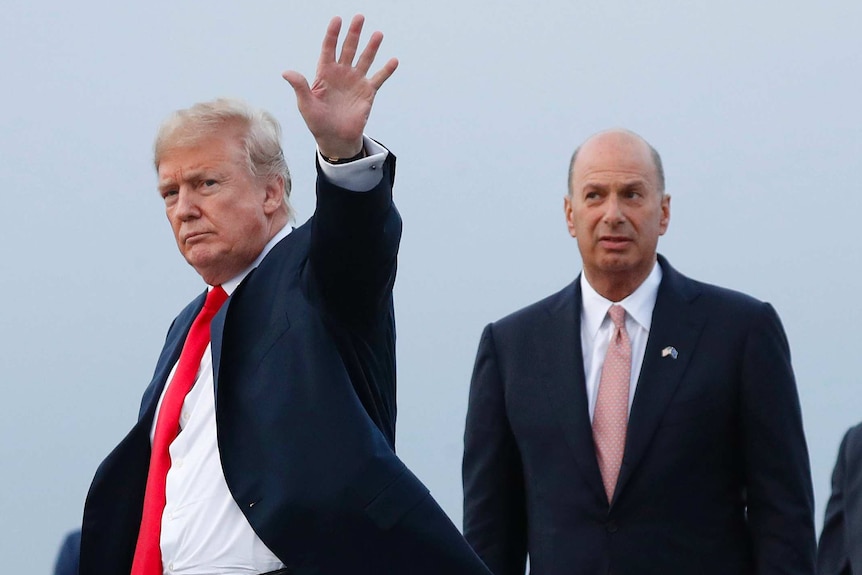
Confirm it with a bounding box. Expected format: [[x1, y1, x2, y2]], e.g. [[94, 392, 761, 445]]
[[2, 1, 860, 571]]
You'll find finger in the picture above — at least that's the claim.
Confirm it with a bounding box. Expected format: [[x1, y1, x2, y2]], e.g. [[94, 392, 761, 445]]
[[318, 16, 342, 68], [369, 57, 399, 90], [355, 30, 384, 76], [282, 70, 312, 104], [338, 14, 365, 65]]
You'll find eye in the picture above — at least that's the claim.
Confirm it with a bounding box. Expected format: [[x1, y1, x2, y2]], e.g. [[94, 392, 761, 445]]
[[161, 190, 178, 207], [204, 179, 217, 187]]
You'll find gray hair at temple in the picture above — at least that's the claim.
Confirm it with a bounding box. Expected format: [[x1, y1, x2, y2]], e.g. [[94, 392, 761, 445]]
[[153, 98, 293, 218], [567, 129, 666, 196]]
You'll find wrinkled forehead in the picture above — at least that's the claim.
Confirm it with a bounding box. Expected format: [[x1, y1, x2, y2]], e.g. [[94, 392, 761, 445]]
[[156, 133, 248, 183]]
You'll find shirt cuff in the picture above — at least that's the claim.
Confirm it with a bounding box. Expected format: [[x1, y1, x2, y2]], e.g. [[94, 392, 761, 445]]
[[317, 136, 388, 192]]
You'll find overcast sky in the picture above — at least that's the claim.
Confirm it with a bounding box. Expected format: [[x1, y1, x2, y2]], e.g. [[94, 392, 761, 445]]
[[2, 1, 861, 571]]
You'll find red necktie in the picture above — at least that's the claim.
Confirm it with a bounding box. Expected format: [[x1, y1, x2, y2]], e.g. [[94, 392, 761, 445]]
[[593, 304, 632, 503], [130, 286, 228, 575]]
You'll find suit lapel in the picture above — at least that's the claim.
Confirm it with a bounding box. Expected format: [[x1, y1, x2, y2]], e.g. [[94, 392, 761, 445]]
[[540, 280, 607, 504], [210, 228, 305, 397], [137, 292, 206, 422], [613, 257, 706, 502], [209, 271, 291, 397], [210, 292, 230, 394]]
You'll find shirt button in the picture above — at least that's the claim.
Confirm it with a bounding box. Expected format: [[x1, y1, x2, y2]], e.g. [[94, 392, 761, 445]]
[[174, 458, 183, 468], [168, 562, 174, 571], [606, 520, 619, 533], [166, 511, 173, 521]]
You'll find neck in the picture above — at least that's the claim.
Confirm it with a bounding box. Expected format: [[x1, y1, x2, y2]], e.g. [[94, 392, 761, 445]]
[[585, 264, 655, 303], [268, 212, 289, 242]]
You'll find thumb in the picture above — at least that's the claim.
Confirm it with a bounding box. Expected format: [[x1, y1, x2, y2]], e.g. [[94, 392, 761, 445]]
[[282, 70, 311, 104]]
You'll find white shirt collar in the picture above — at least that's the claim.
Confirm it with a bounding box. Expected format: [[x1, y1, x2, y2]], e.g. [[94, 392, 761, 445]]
[[580, 260, 663, 339], [211, 224, 292, 295]]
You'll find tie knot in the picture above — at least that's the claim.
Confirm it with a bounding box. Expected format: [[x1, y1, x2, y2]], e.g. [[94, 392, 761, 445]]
[[203, 285, 228, 312], [608, 304, 626, 329]]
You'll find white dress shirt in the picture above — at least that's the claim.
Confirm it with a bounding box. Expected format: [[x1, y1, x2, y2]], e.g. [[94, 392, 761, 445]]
[[150, 138, 388, 575], [580, 261, 662, 421]]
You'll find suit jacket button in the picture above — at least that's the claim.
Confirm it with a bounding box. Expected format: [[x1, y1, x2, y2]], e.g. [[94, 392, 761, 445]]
[[606, 520, 619, 533]]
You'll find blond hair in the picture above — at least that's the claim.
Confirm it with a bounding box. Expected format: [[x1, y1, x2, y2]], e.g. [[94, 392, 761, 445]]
[[154, 98, 292, 215]]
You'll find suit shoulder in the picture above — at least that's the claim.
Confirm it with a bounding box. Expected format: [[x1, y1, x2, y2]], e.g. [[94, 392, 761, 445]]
[[259, 221, 312, 269], [488, 283, 575, 334], [843, 421, 862, 453], [659, 256, 778, 317], [173, 291, 207, 326], [695, 280, 766, 306], [666, 272, 795, 358], [683, 275, 778, 318]]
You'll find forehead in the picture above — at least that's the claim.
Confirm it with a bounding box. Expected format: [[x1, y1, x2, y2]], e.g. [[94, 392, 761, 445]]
[[571, 132, 657, 188], [157, 131, 246, 181]]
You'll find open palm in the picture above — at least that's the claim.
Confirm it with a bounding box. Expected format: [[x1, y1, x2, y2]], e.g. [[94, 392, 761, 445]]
[[283, 15, 398, 159]]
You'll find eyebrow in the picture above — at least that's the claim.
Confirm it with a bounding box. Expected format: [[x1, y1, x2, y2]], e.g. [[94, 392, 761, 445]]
[[619, 181, 648, 191], [157, 168, 209, 190], [581, 177, 649, 190]]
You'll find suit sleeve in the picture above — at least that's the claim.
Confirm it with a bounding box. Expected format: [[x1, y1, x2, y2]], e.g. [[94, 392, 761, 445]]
[[740, 303, 817, 574], [463, 324, 528, 575], [817, 430, 852, 575], [308, 148, 401, 328], [305, 149, 401, 442]]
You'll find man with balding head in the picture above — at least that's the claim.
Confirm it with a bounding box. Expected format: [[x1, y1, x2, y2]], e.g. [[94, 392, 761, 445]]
[[463, 129, 816, 574]]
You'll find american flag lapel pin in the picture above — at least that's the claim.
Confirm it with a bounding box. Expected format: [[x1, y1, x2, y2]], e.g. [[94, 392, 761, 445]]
[[661, 346, 678, 359]]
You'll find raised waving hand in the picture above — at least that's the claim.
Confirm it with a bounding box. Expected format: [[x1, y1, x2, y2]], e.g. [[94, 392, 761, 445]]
[[283, 15, 399, 160]]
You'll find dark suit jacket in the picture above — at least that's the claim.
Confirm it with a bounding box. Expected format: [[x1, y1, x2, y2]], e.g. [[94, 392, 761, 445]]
[[81, 154, 490, 575], [463, 255, 816, 575], [818, 423, 862, 574], [53, 529, 80, 575]]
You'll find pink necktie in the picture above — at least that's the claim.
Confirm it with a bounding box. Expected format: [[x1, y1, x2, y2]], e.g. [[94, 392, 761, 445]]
[[131, 286, 228, 575], [593, 304, 631, 503]]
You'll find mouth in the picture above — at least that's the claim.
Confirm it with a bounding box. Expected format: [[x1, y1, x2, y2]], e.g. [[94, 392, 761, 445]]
[[598, 236, 633, 250], [183, 231, 212, 245]]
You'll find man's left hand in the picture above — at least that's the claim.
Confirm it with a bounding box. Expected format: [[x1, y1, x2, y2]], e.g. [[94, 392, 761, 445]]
[[282, 14, 398, 160]]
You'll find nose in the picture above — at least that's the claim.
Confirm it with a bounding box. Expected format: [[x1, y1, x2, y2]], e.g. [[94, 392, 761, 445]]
[[602, 195, 625, 225], [173, 188, 200, 221]]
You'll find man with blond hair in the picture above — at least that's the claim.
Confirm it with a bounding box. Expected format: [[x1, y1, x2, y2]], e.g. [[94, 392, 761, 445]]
[[81, 15, 490, 575]]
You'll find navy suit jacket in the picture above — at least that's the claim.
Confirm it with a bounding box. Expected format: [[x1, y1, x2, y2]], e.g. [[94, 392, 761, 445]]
[[463, 256, 816, 575], [818, 422, 862, 575], [81, 153, 490, 575]]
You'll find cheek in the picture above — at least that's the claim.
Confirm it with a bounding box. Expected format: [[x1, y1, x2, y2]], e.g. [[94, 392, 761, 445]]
[[575, 234, 593, 256], [574, 214, 600, 236], [167, 214, 182, 242], [228, 205, 268, 243]]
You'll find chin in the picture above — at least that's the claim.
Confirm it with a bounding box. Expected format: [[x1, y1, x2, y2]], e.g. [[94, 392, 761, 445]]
[[184, 254, 219, 281], [598, 256, 635, 270]]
